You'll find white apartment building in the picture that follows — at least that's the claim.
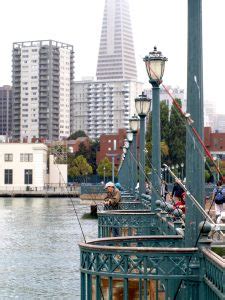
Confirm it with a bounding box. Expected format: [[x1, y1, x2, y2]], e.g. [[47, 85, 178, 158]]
[[0, 143, 67, 190], [12, 40, 74, 142], [71, 79, 143, 139], [144, 86, 186, 111]]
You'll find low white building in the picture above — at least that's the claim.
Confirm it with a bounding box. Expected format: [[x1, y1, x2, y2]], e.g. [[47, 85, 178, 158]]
[[0, 143, 67, 190]]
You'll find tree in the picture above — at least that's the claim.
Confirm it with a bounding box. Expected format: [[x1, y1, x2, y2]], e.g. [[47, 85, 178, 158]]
[[167, 99, 186, 165], [67, 130, 87, 140], [97, 157, 118, 178], [68, 155, 93, 178], [89, 139, 100, 174], [75, 142, 89, 158], [146, 100, 170, 165]]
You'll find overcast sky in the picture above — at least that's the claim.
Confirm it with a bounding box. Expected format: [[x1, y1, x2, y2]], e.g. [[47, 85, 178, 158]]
[[0, 0, 225, 112]]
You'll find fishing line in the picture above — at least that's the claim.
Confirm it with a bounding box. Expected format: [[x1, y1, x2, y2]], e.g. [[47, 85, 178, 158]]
[[162, 165, 224, 298], [146, 63, 223, 180], [53, 156, 106, 299], [127, 147, 185, 221]]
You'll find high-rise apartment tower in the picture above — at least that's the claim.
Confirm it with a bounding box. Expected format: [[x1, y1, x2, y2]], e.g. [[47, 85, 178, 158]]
[[0, 85, 12, 137], [12, 40, 74, 141], [96, 0, 137, 81]]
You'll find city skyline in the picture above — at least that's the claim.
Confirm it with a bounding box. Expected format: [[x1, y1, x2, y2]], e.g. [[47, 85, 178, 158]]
[[0, 0, 225, 113]]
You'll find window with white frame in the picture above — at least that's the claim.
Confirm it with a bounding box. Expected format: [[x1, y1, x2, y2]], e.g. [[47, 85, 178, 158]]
[[20, 153, 33, 162], [4, 153, 13, 162]]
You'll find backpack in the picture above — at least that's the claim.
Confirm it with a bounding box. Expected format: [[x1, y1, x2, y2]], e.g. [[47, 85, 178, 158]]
[[214, 188, 225, 205]]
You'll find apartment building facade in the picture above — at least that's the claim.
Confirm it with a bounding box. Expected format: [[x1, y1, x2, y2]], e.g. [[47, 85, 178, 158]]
[[0, 85, 12, 137], [12, 40, 74, 142], [71, 79, 143, 139]]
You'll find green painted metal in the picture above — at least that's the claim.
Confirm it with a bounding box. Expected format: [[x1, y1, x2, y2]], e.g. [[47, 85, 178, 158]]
[[119, 202, 146, 210], [97, 210, 183, 238], [80, 237, 225, 299], [132, 131, 137, 194], [151, 83, 161, 212], [102, 201, 146, 211], [80, 183, 105, 194], [98, 210, 157, 238], [185, 0, 205, 246], [79, 239, 201, 299], [90, 236, 184, 248], [139, 116, 146, 196], [202, 248, 225, 298]]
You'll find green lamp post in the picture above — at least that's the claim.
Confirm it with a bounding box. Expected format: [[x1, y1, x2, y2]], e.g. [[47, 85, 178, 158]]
[[123, 139, 129, 189], [127, 129, 134, 192], [135, 93, 151, 196], [144, 47, 167, 210], [186, 0, 204, 247], [129, 114, 139, 194]]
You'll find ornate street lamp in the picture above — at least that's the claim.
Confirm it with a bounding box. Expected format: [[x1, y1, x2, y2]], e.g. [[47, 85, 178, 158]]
[[129, 114, 139, 133], [126, 130, 134, 191], [144, 46, 167, 210], [103, 166, 106, 183], [126, 130, 133, 143], [181, 162, 184, 180], [123, 146, 127, 154], [129, 114, 139, 194], [143, 46, 167, 84], [135, 93, 151, 195]]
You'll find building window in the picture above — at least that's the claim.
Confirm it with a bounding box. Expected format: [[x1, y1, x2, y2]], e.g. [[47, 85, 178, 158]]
[[24, 169, 33, 184], [5, 169, 13, 184], [4, 153, 13, 162], [20, 153, 33, 162]]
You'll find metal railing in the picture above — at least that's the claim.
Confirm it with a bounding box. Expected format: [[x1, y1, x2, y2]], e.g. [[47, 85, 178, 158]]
[[97, 210, 183, 238], [80, 183, 105, 195], [79, 238, 200, 300], [202, 248, 225, 299], [98, 210, 157, 238]]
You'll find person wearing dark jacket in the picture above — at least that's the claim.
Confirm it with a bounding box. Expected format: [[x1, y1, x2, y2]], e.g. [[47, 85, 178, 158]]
[[172, 179, 185, 202]]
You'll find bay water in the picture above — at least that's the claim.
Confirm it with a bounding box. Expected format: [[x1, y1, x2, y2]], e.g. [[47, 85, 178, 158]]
[[0, 197, 97, 299]]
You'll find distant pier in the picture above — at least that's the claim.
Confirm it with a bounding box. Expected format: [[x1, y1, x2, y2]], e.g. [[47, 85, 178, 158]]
[[0, 187, 80, 198]]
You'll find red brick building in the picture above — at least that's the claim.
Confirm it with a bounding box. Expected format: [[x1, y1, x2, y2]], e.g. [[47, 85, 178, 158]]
[[67, 137, 90, 153], [96, 129, 127, 167], [204, 127, 225, 156], [96, 128, 140, 167]]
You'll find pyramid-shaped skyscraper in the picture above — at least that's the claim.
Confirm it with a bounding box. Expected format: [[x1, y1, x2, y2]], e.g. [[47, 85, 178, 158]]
[[96, 0, 137, 81], [71, 0, 142, 140]]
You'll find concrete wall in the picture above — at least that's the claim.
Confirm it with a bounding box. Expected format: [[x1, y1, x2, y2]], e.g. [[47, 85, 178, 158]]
[[49, 155, 68, 186], [0, 143, 47, 190]]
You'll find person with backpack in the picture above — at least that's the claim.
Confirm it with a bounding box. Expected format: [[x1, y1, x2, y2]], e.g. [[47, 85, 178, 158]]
[[172, 179, 186, 203], [212, 180, 225, 224]]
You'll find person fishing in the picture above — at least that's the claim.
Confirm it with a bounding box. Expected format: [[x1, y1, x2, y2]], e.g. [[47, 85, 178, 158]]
[[104, 181, 121, 210], [104, 181, 121, 237]]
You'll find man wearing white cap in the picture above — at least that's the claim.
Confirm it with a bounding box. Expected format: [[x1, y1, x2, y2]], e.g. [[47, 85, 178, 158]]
[[104, 181, 121, 210], [104, 181, 121, 237]]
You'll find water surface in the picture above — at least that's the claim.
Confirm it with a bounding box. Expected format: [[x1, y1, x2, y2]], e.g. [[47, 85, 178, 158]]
[[0, 197, 97, 299]]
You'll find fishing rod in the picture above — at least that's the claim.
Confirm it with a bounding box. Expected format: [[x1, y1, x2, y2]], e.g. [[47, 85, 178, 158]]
[[146, 63, 223, 181], [127, 147, 185, 222], [164, 164, 214, 223], [53, 156, 106, 300], [164, 164, 225, 234]]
